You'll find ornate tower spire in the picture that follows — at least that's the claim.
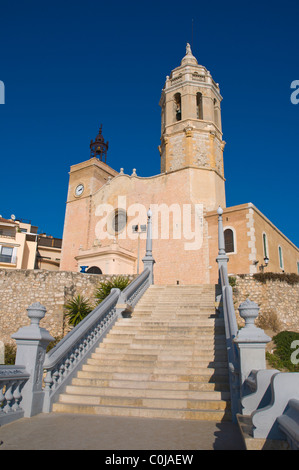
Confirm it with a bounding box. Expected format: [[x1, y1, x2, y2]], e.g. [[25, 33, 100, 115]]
[[90, 124, 109, 163], [159, 44, 225, 176]]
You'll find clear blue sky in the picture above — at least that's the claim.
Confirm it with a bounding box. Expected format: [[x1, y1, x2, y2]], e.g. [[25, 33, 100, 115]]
[[0, 0, 298, 247]]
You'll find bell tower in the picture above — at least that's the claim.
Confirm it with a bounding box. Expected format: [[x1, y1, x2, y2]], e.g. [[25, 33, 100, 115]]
[[159, 44, 225, 178]]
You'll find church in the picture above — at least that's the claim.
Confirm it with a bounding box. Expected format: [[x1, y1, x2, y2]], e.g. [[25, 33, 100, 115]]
[[59, 44, 299, 285]]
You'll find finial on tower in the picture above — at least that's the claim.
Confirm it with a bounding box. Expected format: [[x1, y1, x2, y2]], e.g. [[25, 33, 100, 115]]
[[181, 43, 198, 65]]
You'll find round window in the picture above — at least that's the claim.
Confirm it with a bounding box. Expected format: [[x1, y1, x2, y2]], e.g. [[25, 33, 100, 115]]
[[111, 209, 127, 234]]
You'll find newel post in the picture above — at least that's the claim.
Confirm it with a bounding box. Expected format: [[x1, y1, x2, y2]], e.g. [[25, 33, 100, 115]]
[[216, 206, 229, 285], [234, 299, 271, 396], [11, 302, 54, 417], [142, 209, 155, 284]]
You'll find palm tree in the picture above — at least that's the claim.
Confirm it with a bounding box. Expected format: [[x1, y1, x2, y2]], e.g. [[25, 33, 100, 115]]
[[95, 276, 130, 305], [64, 294, 93, 327]]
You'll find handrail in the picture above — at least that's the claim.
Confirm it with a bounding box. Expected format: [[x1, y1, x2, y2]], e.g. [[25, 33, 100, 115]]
[[44, 288, 120, 370], [0, 365, 30, 425], [219, 266, 240, 421], [43, 268, 153, 412], [220, 268, 239, 369], [119, 268, 151, 308], [216, 207, 240, 421], [43, 287, 121, 412]]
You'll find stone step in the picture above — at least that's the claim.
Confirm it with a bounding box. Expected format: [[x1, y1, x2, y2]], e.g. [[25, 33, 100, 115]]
[[91, 349, 226, 361], [52, 402, 231, 421], [117, 318, 224, 325], [105, 332, 225, 340], [112, 322, 224, 329], [56, 392, 230, 411], [82, 363, 228, 376], [135, 300, 215, 312], [110, 323, 223, 329], [131, 314, 218, 320], [64, 384, 230, 401], [52, 283, 230, 422], [106, 329, 225, 339], [100, 342, 226, 351], [87, 357, 228, 369], [132, 310, 217, 316], [76, 370, 229, 384], [71, 377, 230, 392]]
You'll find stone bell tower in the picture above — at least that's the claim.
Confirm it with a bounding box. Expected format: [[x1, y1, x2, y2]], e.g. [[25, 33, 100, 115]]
[[159, 44, 225, 180]]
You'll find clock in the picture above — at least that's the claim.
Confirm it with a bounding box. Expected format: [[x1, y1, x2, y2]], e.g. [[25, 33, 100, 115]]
[[75, 184, 84, 197]]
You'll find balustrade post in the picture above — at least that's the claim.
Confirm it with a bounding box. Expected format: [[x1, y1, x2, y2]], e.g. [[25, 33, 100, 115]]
[[11, 302, 54, 417], [216, 206, 229, 286], [234, 299, 271, 398], [142, 209, 155, 284]]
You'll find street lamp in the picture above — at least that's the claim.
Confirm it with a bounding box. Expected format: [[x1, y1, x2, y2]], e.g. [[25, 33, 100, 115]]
[[259, 256, 269, 273]]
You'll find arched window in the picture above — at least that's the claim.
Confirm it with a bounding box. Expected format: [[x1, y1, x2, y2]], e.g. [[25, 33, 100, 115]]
[[278, 246, 284, 270], [196, 92, 203, 120], [262, 233, 268, 258], [174, 93, 182, 121], [224, 229, 234, 253], [86, 266, 102, 274]]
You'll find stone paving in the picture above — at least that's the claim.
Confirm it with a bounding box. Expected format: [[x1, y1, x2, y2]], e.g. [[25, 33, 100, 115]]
[[0, 413, 245, 450]]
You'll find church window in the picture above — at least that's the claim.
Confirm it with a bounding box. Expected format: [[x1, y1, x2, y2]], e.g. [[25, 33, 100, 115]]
[[196, 92, 203, 120], [278, 246, 284, 270], [112, 209, 127, 234], [262, 233, 268, 258], [297, 262, 299, 274], [224, 229, 234, 253], [174, 93, 182, 121]]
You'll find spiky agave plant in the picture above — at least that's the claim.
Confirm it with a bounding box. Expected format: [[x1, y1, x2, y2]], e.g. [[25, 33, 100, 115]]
[[64, 294, 93, 327], [95, 276, 130, 305]]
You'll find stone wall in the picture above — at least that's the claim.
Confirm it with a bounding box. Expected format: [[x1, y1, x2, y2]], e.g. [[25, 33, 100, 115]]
[[232, 274, 299, 333], [0, 269, 135, 345]]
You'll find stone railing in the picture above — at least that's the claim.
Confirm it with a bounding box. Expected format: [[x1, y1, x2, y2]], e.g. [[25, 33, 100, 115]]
[[216, 207, 240, 421], [0, 366, 30, 425], [0, 209, 155, 421], [217, 207, 299, 446], [42, 287, 121, 412], [43, 262, 154, 412], [216, 207, 272, 424], [278, 398, 299, 449], [118, 267, 152, 314]]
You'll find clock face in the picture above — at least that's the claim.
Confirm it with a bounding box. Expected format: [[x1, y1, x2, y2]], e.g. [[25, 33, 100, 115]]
[[75, 184, 84, 197]]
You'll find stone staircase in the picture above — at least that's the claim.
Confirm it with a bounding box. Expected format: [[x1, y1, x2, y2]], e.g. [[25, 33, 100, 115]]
[[53, 285, 231, 421]]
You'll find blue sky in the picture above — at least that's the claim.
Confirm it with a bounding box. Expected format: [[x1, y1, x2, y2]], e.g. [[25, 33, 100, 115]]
[[0, 0, 298, 247]]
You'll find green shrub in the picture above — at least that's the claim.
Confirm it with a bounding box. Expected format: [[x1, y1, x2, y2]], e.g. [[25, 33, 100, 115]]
[[266, 330, 299, 372], [4, 343, 16, 365], [229, 276, 236, 287], [253, 272, 299, 286], [255, 310, 281, 332], [64, 294, 93, 327], [95, 276, 130, 305]]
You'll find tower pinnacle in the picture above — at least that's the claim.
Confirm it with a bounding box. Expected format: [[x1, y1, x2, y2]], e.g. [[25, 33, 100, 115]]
[[90, 125, 109, 163], [181, 43, 198, 66]]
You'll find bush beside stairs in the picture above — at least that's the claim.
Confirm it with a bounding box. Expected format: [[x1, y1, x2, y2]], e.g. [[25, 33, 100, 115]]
[[53, 285, 231, 421]]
